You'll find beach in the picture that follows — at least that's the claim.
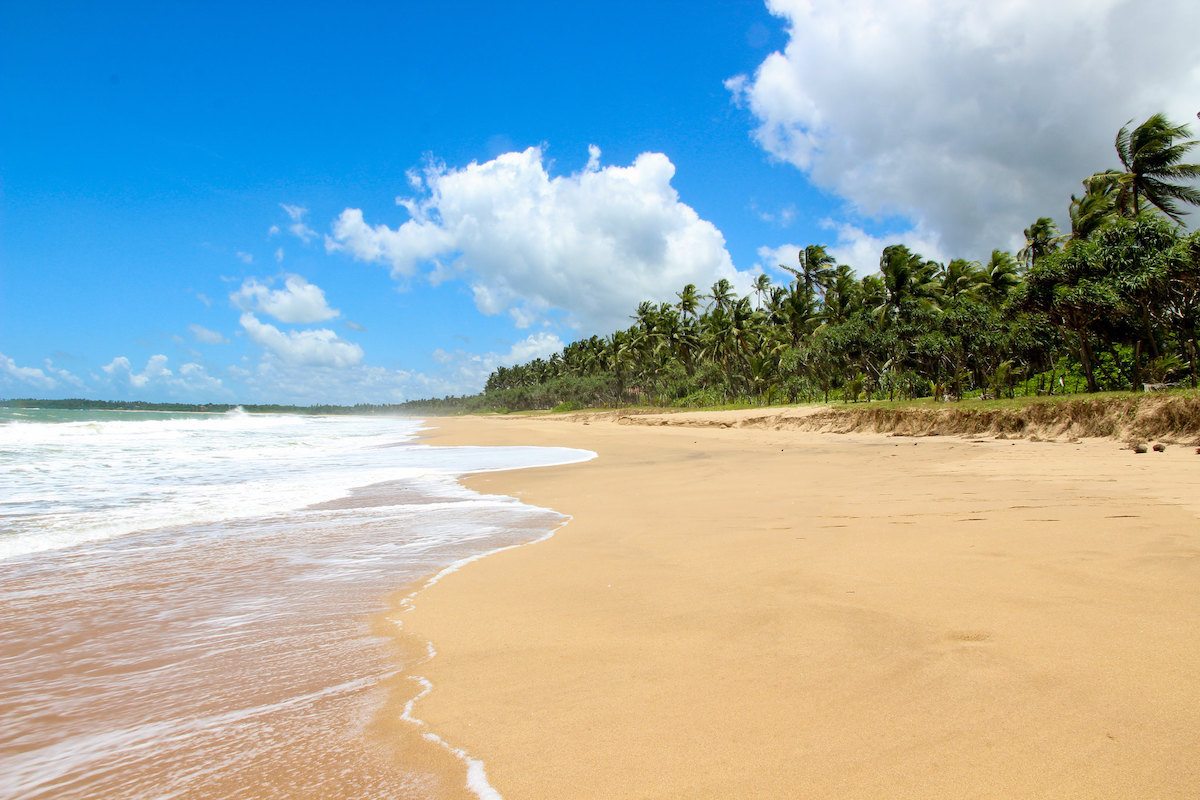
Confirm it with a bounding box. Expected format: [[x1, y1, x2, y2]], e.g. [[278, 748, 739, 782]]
[[390, 412, 1200, 799]]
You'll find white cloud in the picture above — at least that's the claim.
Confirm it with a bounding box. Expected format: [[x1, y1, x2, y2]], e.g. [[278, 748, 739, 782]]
[[326, 206, 453, 277], [235, 251, 254, 264], [102, 355, 225, 397], [430, 332, 566, 394], [103, 354, 172, 389], [189, 323, 228, 344], [275, 247, 285, 263], [280, 204, 318, 244], [239, 313, 363, 368], [0, 352, 60, 390], [728, 0, 1200, 257], [268, 225, 281, 237], [326, 145, 751, 332], [231, 274, 339, 324], [228, 356, 457, 405], [176, 362, 224, 394], [41, 359, 85, 389], [504, 331, 564, 364], [237, 332, 563, 404]]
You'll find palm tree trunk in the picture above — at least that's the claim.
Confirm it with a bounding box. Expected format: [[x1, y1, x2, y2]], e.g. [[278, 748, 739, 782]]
[[1132, 339, 1143, 389], [1188, 339, 1199, 388], [1077, 329, 1099, 392]]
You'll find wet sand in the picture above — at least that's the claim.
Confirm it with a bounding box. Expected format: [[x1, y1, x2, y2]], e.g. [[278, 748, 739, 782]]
[[390, 412, 1200, 799]]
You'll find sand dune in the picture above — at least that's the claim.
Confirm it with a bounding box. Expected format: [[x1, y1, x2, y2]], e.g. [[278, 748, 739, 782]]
[[383, 412, 1200, 799]]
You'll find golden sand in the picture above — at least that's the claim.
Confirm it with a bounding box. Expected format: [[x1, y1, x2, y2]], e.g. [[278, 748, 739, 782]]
[[382, 412, 1200, 799]]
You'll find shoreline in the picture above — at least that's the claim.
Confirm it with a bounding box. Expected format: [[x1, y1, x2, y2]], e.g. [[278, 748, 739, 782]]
[[384, 411, 1200, 798]]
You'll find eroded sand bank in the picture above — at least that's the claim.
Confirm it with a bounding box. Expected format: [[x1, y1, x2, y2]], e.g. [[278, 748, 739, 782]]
[[385, 412, 1200, 799]]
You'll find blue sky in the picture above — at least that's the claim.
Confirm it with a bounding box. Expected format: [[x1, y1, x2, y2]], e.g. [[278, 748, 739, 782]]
[[2, 0, 1196, 403]]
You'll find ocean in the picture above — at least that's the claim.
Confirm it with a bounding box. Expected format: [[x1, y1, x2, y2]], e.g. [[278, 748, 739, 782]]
[[0, 408, 593, 799]]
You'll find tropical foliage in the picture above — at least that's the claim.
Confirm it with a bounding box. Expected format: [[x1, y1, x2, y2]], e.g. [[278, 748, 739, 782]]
[[477, 113, 1200, 411]]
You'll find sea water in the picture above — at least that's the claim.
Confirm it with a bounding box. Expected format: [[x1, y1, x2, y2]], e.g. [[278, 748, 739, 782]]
[[0, 409, 592, 799]]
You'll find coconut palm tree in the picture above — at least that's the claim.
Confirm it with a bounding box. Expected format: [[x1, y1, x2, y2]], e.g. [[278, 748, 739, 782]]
[[752, 273, 773, 309], [1069, 170, 1124, 240], [1019, 217, 1063, 269], [780, 245, 837, 299], [874, 245, 940, 326], [707, 278, 736, 313], [975, 250, 1021, 306], [1114, 113, 1200, 223], [820, 264, 860, 326], [676, 283, 700, 321], [938, 258, 984, 302]]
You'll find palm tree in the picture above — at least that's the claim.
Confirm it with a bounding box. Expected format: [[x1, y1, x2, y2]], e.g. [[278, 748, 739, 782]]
[[676, 283, 700, 321], [874, 245, 940, 326], [975, 250, 1021, 306], [820, 264, 860, 325], [1069, 170, 1123, 240], [938, 258, 984, 302], [777, 280, 817, 347], [1019, 217, 1062, 269], [1114, 113, 1200, 223], [707, 278, 736, 313], [781, 245, 837, 299], [752, 273, 773, 309]]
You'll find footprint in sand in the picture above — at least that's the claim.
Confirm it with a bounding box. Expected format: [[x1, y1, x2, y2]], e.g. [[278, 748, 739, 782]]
[[948, 630, 992, 643]]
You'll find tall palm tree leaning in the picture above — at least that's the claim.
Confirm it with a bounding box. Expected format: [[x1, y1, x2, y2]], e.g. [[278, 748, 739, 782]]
[[1114, 112, 1200, 223]]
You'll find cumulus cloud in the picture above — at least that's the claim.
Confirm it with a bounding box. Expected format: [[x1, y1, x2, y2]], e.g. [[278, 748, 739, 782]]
[[239, 313, 363, 368], [189, 323, 228, 344], [0, 352, 60, 390], [728, 0, 1200, 257], [326, 146, 751, 332], [280, 204, 317, 244], [103, 354, 172, 389], [231, 274, 339, 324], [42, 359, 85, 389], [176, 362, 224, 394], [102, 355, 225, 396], [430, 331, 566, 393]]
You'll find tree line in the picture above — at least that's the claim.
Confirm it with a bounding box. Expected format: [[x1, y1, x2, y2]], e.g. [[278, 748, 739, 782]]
[[480, 113, 1200, 411]]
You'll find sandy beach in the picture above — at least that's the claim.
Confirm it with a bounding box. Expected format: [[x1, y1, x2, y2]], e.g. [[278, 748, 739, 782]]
[[384, 412, 1200, 799]]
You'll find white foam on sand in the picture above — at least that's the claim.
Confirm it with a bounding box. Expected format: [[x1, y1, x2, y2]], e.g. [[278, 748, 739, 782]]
[[395, 509, 578, 800]]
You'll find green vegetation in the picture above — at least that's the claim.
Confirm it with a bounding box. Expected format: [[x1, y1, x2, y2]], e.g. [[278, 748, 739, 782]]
[[478, 113, 1200, 412]]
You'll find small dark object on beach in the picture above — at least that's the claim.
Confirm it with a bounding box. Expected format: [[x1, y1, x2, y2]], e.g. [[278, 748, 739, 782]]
[[1133, 443, 1148, 454], [1152, 443, 1166, 452]]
